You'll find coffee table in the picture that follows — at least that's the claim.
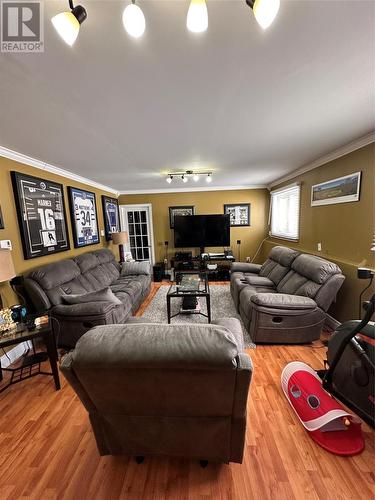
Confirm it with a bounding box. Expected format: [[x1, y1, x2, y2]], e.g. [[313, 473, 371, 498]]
[[166, 271, 211, 323]]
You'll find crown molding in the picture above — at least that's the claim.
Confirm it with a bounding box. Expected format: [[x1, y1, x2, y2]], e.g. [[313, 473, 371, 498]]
[[268, 131, 375, 189], [0, 146, 119, 196], [119, 184, 267, 195]]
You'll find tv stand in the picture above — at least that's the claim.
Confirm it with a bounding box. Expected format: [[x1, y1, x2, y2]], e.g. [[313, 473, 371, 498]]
[[170, 252, 235, 281]]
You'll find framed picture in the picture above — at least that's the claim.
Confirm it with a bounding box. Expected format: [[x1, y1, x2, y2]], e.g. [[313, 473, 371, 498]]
[[102, 195, 120, 241], [311, 172, 361, 206], [11, 171, 70, 260], [169, 206, 195, 229], [0, 206, 4, 229], [68, 187, 100, 248], [224, 203, 251, 226]]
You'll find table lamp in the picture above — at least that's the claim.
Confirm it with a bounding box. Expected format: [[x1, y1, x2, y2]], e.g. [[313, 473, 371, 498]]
[[0, 249, 16, 310], [112, 231, 129, 263]]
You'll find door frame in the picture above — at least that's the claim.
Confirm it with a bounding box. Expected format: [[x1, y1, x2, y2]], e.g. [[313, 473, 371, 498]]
[[119, 203, 156, 265]]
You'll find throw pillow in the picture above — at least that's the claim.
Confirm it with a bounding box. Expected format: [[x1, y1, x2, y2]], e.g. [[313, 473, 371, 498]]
[[62, 287, 122, 305], [121, 261, 151, 276]]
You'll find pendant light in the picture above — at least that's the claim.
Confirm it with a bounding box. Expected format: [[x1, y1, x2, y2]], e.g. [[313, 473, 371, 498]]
[[123, 0, 146, 38], [187, 0, 208, 34], [246, 0, 280, 30], [51, 0, 87, 46]]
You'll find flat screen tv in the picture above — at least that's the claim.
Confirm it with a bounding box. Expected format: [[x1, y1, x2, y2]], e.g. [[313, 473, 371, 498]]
[[174, 214, 230, 248]]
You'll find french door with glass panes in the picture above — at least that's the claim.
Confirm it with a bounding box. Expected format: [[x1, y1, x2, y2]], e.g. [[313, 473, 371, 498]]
[[120, 204, 155, 264]]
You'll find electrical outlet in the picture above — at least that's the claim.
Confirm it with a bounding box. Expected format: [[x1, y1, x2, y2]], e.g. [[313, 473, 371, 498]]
[[317, 242, 322, 252], [163, 258, 168, 265], [100, 229, 105, 237], [246, 256, 251, 262]]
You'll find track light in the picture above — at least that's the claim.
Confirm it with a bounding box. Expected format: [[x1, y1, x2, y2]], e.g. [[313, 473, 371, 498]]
[[187, 0, 208, 33], [193, 173, 200, 182], [51, 0, 87, 46], [123, 0, 146, 38], [166, 175, 173, 184], [246, 0, 280, 30], [206, 173, 212, 183], [182, 175, 188, 183]]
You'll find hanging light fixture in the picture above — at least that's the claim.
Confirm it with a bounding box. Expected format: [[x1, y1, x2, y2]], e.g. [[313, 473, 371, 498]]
[[51, 0, 87, 46], [182, 175, 188, 183], [165, 171, 213, 183], [123, 0, 146, 38], [187, 0, 208, 33], [206, 173, 212, 183], [166, 175, 173, 184], [246, 0, 280, 30], [193, 173, 200, 182]]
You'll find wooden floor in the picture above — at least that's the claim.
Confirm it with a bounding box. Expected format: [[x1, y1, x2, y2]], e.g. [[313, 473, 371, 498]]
[[0, 283, 374, 500]]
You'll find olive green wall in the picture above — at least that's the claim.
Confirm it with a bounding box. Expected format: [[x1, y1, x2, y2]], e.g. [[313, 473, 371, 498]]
[[259, 143, 375, 322], [119, 189, 270, 264], [0, 156, 119, 306]]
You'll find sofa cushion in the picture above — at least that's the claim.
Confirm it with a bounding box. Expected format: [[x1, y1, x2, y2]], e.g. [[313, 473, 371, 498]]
[[62, 287, 122, 306], [121, 261, 151, 276], [251, 293, 317, 310], [259, 246, 299, 285], [291, 254, 342, 284], [244, 276, 275, 288], [27, 259, 81, 290]]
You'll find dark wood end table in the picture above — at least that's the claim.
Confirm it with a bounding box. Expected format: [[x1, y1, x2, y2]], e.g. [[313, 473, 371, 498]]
[[0, 320, 60, 393]]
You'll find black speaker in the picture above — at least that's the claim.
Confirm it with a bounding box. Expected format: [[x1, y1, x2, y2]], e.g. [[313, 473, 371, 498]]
[[153, 263, 165, 282]]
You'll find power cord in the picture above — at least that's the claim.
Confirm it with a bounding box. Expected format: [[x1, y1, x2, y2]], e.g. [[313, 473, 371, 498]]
[[251, 236, 270, 263]]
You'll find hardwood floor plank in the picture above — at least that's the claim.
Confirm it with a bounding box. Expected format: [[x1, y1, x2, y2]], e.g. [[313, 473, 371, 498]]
[[0, 283, 374, 500]]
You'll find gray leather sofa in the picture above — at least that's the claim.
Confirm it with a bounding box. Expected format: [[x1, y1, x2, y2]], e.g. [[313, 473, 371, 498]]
[[22, 249, 151, 348], [60, 318, 252, 464], [231, 246, 345, 344]]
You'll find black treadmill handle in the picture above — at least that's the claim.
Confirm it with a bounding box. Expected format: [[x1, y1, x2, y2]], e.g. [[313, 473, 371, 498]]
[[323, 294, 375, 389]]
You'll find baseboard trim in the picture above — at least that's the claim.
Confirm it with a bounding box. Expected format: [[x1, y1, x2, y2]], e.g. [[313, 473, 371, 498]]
[[0, 341, 32, 368]]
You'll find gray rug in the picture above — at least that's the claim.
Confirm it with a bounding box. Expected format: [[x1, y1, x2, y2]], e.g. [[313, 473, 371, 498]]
[[141, 284, 256, 349]]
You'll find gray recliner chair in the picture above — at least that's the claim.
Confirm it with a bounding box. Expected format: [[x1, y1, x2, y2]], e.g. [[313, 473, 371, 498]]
[[60, 318, 252, 464], [231, 247, 345, 344]]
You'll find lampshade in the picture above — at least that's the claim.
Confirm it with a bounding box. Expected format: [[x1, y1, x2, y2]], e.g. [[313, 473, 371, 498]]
[[252, 0, 280, 29], [51, 4, 87, 46], [112, 232, 129, 245], [186, 0, 208, 33], [122, 2, 146, 38], [0, 250, 16, 283]]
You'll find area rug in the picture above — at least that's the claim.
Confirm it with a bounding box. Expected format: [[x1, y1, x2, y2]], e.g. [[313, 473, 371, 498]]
[[141, 284, 256, 348]]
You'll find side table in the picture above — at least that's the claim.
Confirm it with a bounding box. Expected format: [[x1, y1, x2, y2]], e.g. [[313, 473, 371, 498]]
[[0, 320, 60, 393]]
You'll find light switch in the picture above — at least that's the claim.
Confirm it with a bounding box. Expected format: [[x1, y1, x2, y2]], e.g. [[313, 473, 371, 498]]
[[0, 239, 12, 250], [317, 243, 322, 252]]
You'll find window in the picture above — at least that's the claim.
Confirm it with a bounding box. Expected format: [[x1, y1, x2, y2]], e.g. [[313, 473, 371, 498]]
[[270, 183, 300, 240]]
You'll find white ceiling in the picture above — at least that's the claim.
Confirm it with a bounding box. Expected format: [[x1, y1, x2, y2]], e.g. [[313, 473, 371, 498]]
[[0, 0, 374, 193]]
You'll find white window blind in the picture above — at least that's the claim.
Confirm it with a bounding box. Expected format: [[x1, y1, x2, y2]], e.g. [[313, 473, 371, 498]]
[[270, 184, 300, 240]]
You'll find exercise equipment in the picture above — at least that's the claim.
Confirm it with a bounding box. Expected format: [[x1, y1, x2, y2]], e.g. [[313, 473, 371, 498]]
[[281, 293, 374, 455], [320, 293, 375, 428]]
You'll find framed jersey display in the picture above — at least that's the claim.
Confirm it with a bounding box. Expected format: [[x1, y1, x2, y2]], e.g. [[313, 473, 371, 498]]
[[11, 171, 70, 260], [102, 195, 120, 240], [68, 187, 100, 248]]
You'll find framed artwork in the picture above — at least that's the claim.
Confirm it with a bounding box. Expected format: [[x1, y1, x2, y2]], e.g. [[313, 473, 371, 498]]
[[169, 206, 195, 229], [11, 171, 70, 260], [0, 206, 4, 229], [224, 203, 251, 226], [68, 187, 100, 248], [102, 195, 120, 240], [311, 172, 361, 206]]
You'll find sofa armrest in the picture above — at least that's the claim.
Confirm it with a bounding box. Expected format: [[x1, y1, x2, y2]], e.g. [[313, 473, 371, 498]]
[[52, 301, 119, 318], [60, 352, 97, 413], [251, 293, 317, 310], [231, 262, 262, 274]]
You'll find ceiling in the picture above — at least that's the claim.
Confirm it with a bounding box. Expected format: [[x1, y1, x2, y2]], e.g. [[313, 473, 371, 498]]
[[0, 0, 374, 193]]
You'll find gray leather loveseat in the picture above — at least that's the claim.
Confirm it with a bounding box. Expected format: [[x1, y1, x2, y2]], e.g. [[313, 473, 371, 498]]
[[61, 318, 252, 464], [22, 249, 151, 348], [231, 246, 345, 344]]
